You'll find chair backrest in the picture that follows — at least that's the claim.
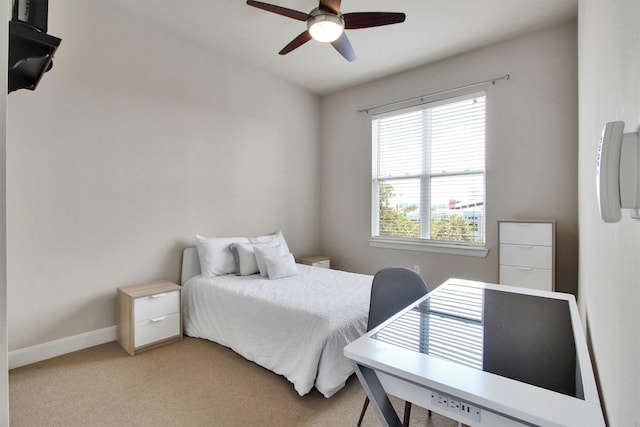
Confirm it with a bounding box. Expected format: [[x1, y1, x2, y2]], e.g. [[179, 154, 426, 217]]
[[367, 267, 429, 331]]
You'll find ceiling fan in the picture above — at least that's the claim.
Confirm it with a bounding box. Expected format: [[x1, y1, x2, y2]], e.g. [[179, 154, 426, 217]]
[[246, 0, 406, 62]]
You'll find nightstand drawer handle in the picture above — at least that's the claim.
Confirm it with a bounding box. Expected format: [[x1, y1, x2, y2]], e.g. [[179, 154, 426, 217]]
[[516, 267, 533, 271], [150, 316, 167, 322], [150, 293, 167, 298]]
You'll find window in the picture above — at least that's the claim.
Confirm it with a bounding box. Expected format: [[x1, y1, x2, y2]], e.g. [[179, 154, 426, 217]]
[[371, 92, 486, 254]]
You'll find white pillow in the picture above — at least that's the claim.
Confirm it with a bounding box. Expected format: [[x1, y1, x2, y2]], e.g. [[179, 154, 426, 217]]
[[264, 253, 298, 280], [233, 243, 258, 276], [254, 243, 285, 277], [195, 235, 249, 277], [234, 242, 277, 276], [250, 230, 291, 255]]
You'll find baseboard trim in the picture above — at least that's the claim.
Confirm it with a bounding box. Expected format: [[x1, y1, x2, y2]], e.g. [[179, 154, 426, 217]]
[[8, 326, 117, 370]]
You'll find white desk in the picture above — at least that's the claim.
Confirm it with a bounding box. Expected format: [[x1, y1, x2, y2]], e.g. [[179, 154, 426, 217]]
[[344, 278, 605, 427]]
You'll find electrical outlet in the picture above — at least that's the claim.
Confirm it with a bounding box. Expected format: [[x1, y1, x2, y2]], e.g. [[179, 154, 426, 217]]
[[448, 398, 461, 411], [413, 265, 420, 274], [430, 392, 448, 408]]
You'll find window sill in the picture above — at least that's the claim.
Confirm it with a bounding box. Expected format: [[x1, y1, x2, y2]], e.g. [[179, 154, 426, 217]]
[[369, 238, 489, 258]]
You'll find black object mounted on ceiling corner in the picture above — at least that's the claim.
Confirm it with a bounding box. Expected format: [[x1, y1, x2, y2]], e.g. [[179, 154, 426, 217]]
[[8, 0, 61, 94]]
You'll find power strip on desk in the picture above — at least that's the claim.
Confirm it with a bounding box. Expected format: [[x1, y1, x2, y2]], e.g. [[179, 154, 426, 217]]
[[431, 391, 481, 423]]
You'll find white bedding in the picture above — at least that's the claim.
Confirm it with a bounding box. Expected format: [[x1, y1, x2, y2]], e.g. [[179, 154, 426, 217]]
[[183, 264, 372, 398]]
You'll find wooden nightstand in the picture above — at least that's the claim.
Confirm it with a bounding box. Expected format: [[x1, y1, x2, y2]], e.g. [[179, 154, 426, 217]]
[[117, 280, 182, 356], [296, 255, 331, 269]]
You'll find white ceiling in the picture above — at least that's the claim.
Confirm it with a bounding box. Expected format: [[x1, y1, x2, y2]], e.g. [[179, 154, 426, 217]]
[[111, 0, 578, 95]]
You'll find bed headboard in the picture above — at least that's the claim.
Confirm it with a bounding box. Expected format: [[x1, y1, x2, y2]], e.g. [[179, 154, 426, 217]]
[[181, 247, 201, 285]]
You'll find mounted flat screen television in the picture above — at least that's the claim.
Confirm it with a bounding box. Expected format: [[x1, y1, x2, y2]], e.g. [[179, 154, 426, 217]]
[[8, 0, 61, 93]]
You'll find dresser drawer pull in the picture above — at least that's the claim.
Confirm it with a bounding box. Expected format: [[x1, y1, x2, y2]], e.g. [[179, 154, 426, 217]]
[[516, 244, 534, 249], [516, 267, 533, 271], [150, 293, 167, 298], [150, 316, 167, 322]]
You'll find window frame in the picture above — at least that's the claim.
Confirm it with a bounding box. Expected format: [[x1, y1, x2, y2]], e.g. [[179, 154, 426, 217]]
[[369, 91, 489, 258]]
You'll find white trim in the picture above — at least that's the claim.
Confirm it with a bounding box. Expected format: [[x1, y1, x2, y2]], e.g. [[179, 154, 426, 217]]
[[369, 238, 489, 257], [8, 326, 117, 369]]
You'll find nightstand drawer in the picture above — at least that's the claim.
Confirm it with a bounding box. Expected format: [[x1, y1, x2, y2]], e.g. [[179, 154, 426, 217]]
[[296, 256, 331, 269], [134, 290, 180, 322], [313, 259, 330, 269], [134, 312, 181, 347]]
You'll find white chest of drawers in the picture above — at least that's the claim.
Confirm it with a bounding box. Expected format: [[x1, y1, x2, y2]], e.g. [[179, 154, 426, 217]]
[[498, 220, 556, 291], [117, 280, 182, 356]]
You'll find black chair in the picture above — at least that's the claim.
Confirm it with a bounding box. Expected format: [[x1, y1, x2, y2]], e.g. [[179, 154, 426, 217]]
[[356, 267, 429, 427]]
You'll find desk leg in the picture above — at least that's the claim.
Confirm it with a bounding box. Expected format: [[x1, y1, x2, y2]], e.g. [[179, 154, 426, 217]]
[[352, 362, 403, 427]]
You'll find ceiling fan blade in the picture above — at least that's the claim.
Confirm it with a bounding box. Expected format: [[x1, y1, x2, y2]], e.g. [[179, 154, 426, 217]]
[[343, 12, 406, 29], [246, 0, 309, 21], [318, 0, 341, 14], [279, 31, 313, 55], [331, 33, 356, 62]]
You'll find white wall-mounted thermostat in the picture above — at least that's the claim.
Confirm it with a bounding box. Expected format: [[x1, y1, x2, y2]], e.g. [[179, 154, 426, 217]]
[[596, 121, 640, 223]]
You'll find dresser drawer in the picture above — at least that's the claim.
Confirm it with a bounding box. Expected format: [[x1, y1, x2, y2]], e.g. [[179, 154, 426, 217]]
[[499, 244, 553, 269], [499, 222, 553, 246], [134, 290, 180, 322], [499, 265, 553, 291], [134, 312, 181, 347]]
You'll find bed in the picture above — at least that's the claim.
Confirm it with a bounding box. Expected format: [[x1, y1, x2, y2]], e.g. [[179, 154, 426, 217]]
[[180, 245, 372, 398]]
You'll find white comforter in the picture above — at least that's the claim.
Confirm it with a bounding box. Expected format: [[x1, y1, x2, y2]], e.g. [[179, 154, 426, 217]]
[[183, 264, 372, 398]]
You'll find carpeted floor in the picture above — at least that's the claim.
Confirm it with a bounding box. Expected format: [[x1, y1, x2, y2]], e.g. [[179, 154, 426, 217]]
[[9, 337, 459, 427]]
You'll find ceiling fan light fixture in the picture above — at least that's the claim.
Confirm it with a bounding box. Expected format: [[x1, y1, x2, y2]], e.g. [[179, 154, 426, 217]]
[[307, 13, 344, 42], [246, 1, 406, 61]]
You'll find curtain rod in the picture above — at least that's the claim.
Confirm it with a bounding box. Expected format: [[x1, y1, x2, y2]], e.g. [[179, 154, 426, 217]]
[[356, 74, 510, 115]]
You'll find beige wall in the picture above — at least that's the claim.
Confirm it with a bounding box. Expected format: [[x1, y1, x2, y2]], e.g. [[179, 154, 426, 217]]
[[319, 22, 579, 293], [6, 1, 321, 351], [578, 0, 640, 424]]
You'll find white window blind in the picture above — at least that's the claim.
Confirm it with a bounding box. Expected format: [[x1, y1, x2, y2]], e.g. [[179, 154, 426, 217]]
[[372, 92, 486, 245]]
